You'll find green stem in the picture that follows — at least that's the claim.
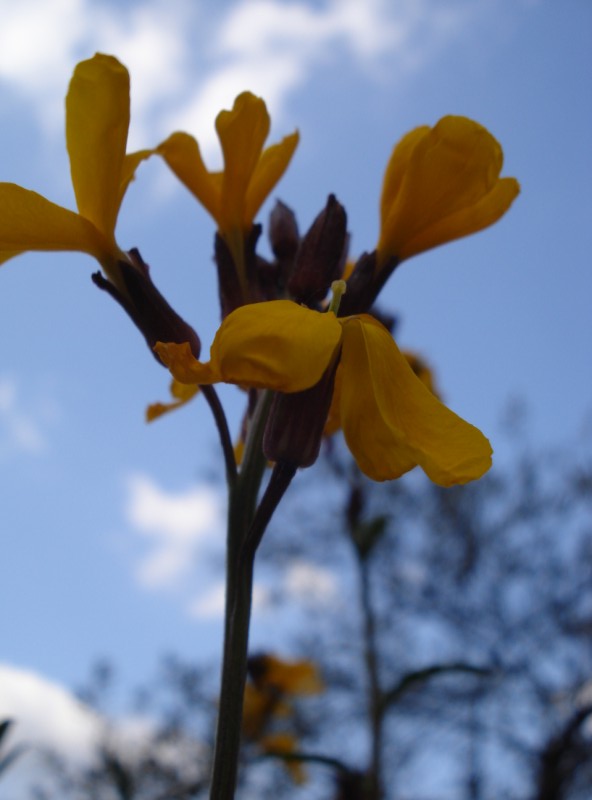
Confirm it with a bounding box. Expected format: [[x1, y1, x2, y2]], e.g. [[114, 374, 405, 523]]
[[209, 542, 255, 800], [359, 557, 383, 800], [243, 462, 297, 558], [208, 390, 274, 800], [201, 385, 237, 488]]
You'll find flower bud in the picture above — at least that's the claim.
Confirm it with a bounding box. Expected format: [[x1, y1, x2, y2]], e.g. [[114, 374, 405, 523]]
[[268, 200, 300, 293], [263, 355, 340, 468], [288, 194, 347, 305], [92, 248, 201, 365], [338, 250, 391, 316], [269, 200, 300, 261]]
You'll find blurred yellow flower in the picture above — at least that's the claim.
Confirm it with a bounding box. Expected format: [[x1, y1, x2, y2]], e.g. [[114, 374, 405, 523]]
[[157, 92, 298, 280], [155, 300, 492, 486], [249, 653, 325, 696], [242, 654, 323, 784], [377, 116, 519, 266], [259, 733, 307, 784], [0, 54, 150, 288]]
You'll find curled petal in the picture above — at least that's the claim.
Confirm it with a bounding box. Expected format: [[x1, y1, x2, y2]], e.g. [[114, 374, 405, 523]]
[[154, 341, 220, 385], [378, 116, 519, 263], [66, 53, 130, 241], [380, 125, 430, 225], [209, 301, 342, 392], [146, 379, 199, 422], [339, 316, 492, 485], [157, 301, 342, 393], [399, 177, 520, 259], [157, 132, 220, 221], [0, 183, 109, 264]]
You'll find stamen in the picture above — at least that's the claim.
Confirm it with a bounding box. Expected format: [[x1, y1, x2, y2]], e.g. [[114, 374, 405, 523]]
[[328, 279, 347, 315]]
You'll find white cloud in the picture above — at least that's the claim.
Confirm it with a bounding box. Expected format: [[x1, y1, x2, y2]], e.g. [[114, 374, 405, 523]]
[[283, 559, 338, 606], [0, 663, 100, 794], [188, 580, 270, 619], [0, 663, 100, 757], [0, 376, 49, 457], [0, 0, 486, 158], [0, 0, 193, 145], [0, 663, 204, 795], [163, 0, 417, 149], [124, 473, 224, 590]]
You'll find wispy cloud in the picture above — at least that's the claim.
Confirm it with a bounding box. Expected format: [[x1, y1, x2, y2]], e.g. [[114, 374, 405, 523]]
[[0, 0, 491, 155], [121, 472, 339, 623], [188, 581, 270, 620], [283, 559, 338, 606], [0, 0, 192, 146], [124, 473, 224, 590], [0, 376, 50, 458]]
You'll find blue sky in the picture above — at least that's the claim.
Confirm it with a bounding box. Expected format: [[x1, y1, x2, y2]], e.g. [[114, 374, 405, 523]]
[[0, 0, 591, 792]]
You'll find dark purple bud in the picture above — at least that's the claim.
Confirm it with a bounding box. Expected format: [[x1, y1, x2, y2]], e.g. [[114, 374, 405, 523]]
[[339, 250, 399, 316], [92, 248, 200, 365], [288, 194, 347, 305], [269, 200, 300, 261], [263, 354, 340, 468]]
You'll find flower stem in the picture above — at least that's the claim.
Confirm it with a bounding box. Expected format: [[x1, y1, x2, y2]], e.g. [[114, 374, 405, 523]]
[[208, 389, 276, 800], [202, 384, 237, 487], [209, 539, 255, 800]]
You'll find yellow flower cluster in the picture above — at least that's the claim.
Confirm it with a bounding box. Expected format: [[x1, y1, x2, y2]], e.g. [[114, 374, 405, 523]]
[[0, 53, 520, 486]]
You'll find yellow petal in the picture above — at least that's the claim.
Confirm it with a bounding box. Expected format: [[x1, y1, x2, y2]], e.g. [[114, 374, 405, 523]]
[[118, 149, 154, 212], [244, 131, 299, 226], [157, 132, 221, 221], [66, 54, 130, 241], [323, 363, 343, 437], [0, 183, 109, 264], [402, 350, 440, 398], [380, 125, 430, 226], [158, 302, 342, 392], [154, 341, 220, 385], [216, 92, 270, 233], [211, 301, 342, 392], [378, 116, 519, 263], [262, 655, 324, 695], [146, 379, 199, 422], [339, 316, 492, 485], [399, 177, 520, 259]]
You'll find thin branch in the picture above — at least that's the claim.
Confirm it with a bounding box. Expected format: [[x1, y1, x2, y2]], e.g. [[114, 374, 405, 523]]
[[201, 384, 237, 486]]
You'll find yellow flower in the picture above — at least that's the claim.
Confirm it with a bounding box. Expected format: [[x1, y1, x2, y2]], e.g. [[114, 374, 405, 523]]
[[155, 300, 492, 486], [259, 733, 307, 784], [249, 654, 324, 696], [156, 92, 299, 280], [377, 116, 520, 266], [242, 654, 323, 785], [0, 54, 150, 288]]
